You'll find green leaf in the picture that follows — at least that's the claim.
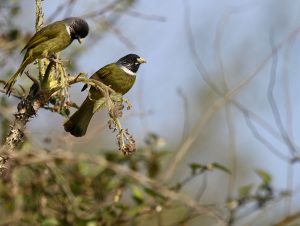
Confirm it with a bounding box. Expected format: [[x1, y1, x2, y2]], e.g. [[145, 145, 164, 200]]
[[189, 163, 205, 175], [144, 188, 166, 200], [126, 205, 143, 218], [41, 218, 59, 226], [60, 107, 70, 117], [255, 169, 272, 184], [211, 162, 231, 174], [239, 184, 253, 198], [132, 186, 144, 205], [86, 222, 97, 226], [279, 190, 291, 197], [10, 6, 20, 16], [93, 97, 106, 113], [110, 92, 123, 102]]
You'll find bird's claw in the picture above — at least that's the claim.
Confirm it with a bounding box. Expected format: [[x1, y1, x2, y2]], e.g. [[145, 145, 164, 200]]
[[4, 81, 14, 96], [47, 57, 63, 65]]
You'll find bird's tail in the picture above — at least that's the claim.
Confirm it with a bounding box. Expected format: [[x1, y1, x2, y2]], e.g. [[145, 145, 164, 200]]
[[64, 97, 94, 137], [4, 64, 27, 95], [4, 53, 32, 95]]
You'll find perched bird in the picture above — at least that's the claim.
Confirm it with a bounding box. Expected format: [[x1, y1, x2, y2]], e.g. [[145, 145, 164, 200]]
[[64, 54, 146, 137], [4, 17, 89, 94]]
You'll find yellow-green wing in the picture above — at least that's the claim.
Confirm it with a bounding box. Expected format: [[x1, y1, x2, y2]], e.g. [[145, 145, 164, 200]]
[[81, 64, 114, 91], [21, 21, 66, 53], [91, 63, 115, 81]]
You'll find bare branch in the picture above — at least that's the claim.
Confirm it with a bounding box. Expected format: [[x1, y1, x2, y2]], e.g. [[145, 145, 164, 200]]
[[10, 150, 227, 225], [274, 211, 300, 226], [124, 10, 166, 22], [244, 112, 290, 161], [163, 0, 300, 183], [268, 32, 298, 155], [82, 0, 124, 18]]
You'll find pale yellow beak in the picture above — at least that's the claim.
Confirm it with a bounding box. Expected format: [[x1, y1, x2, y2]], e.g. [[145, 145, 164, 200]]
[[137, 57, 146, 64], [77, 38, 83, 44]]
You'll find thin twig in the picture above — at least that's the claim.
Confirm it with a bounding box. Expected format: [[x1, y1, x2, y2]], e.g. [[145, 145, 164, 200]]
[[35, 0, 46, 79], [177, 88, 189, 142], [163, 0, 300, 182], [103, 17, 135, 49], [244, 112, 290, 161], [82, 0, 124, 18], [162, 83, 247, 182], [46, 0, 76, 23], [282, 41, 295, 140], [0, 0, 46, 175], [124, 10, 166, 22], [10, 150, 227, 225], [285, 164, 294, 216], [268, 32, 297, 155], [274, 211, 300, 226], [213, 8, 238, 200]]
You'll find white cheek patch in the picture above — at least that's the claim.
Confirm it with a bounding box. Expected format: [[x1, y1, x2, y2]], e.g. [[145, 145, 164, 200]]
[[65, 25, 71, 36], [120, 66, 136, 76]]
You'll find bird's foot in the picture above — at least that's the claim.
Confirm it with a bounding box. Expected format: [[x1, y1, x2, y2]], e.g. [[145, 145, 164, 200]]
[[47, 57, 70, 65], [4, 80, 15, 96], [47, 57, 63, 65], [25, 71, 39, 86]]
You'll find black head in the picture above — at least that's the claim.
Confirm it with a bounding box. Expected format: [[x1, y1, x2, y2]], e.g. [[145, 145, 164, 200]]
[[116, 54, 146, 73], [63, 17, 89, 43]]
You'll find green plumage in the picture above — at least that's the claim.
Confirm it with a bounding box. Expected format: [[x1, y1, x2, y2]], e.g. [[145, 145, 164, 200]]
[[64, 63, 136, 137], [4, 15, 91, 94], [21, 21, 72, 55], [89, 64, 136, 99], [5, 21, 72, 93]]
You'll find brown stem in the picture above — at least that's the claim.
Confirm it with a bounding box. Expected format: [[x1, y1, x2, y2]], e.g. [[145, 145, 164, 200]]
[[0, 0, 48, 177]]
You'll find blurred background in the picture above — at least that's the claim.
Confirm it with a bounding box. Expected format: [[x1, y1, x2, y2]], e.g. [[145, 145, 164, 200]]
[[1, 0, 300, 225]]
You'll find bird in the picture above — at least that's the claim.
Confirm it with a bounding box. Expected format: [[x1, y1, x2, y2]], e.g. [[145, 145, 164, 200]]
[[64, 54, 146, 137], [4, 17, 89, 94]]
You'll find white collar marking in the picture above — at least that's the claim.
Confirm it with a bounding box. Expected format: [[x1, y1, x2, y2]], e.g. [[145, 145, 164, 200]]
[[65, 25, 71, 36], [120, 66, 136, 76]]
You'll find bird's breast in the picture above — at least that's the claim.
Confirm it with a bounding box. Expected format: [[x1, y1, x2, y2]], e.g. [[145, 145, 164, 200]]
[[110, 73, 136, 94]]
